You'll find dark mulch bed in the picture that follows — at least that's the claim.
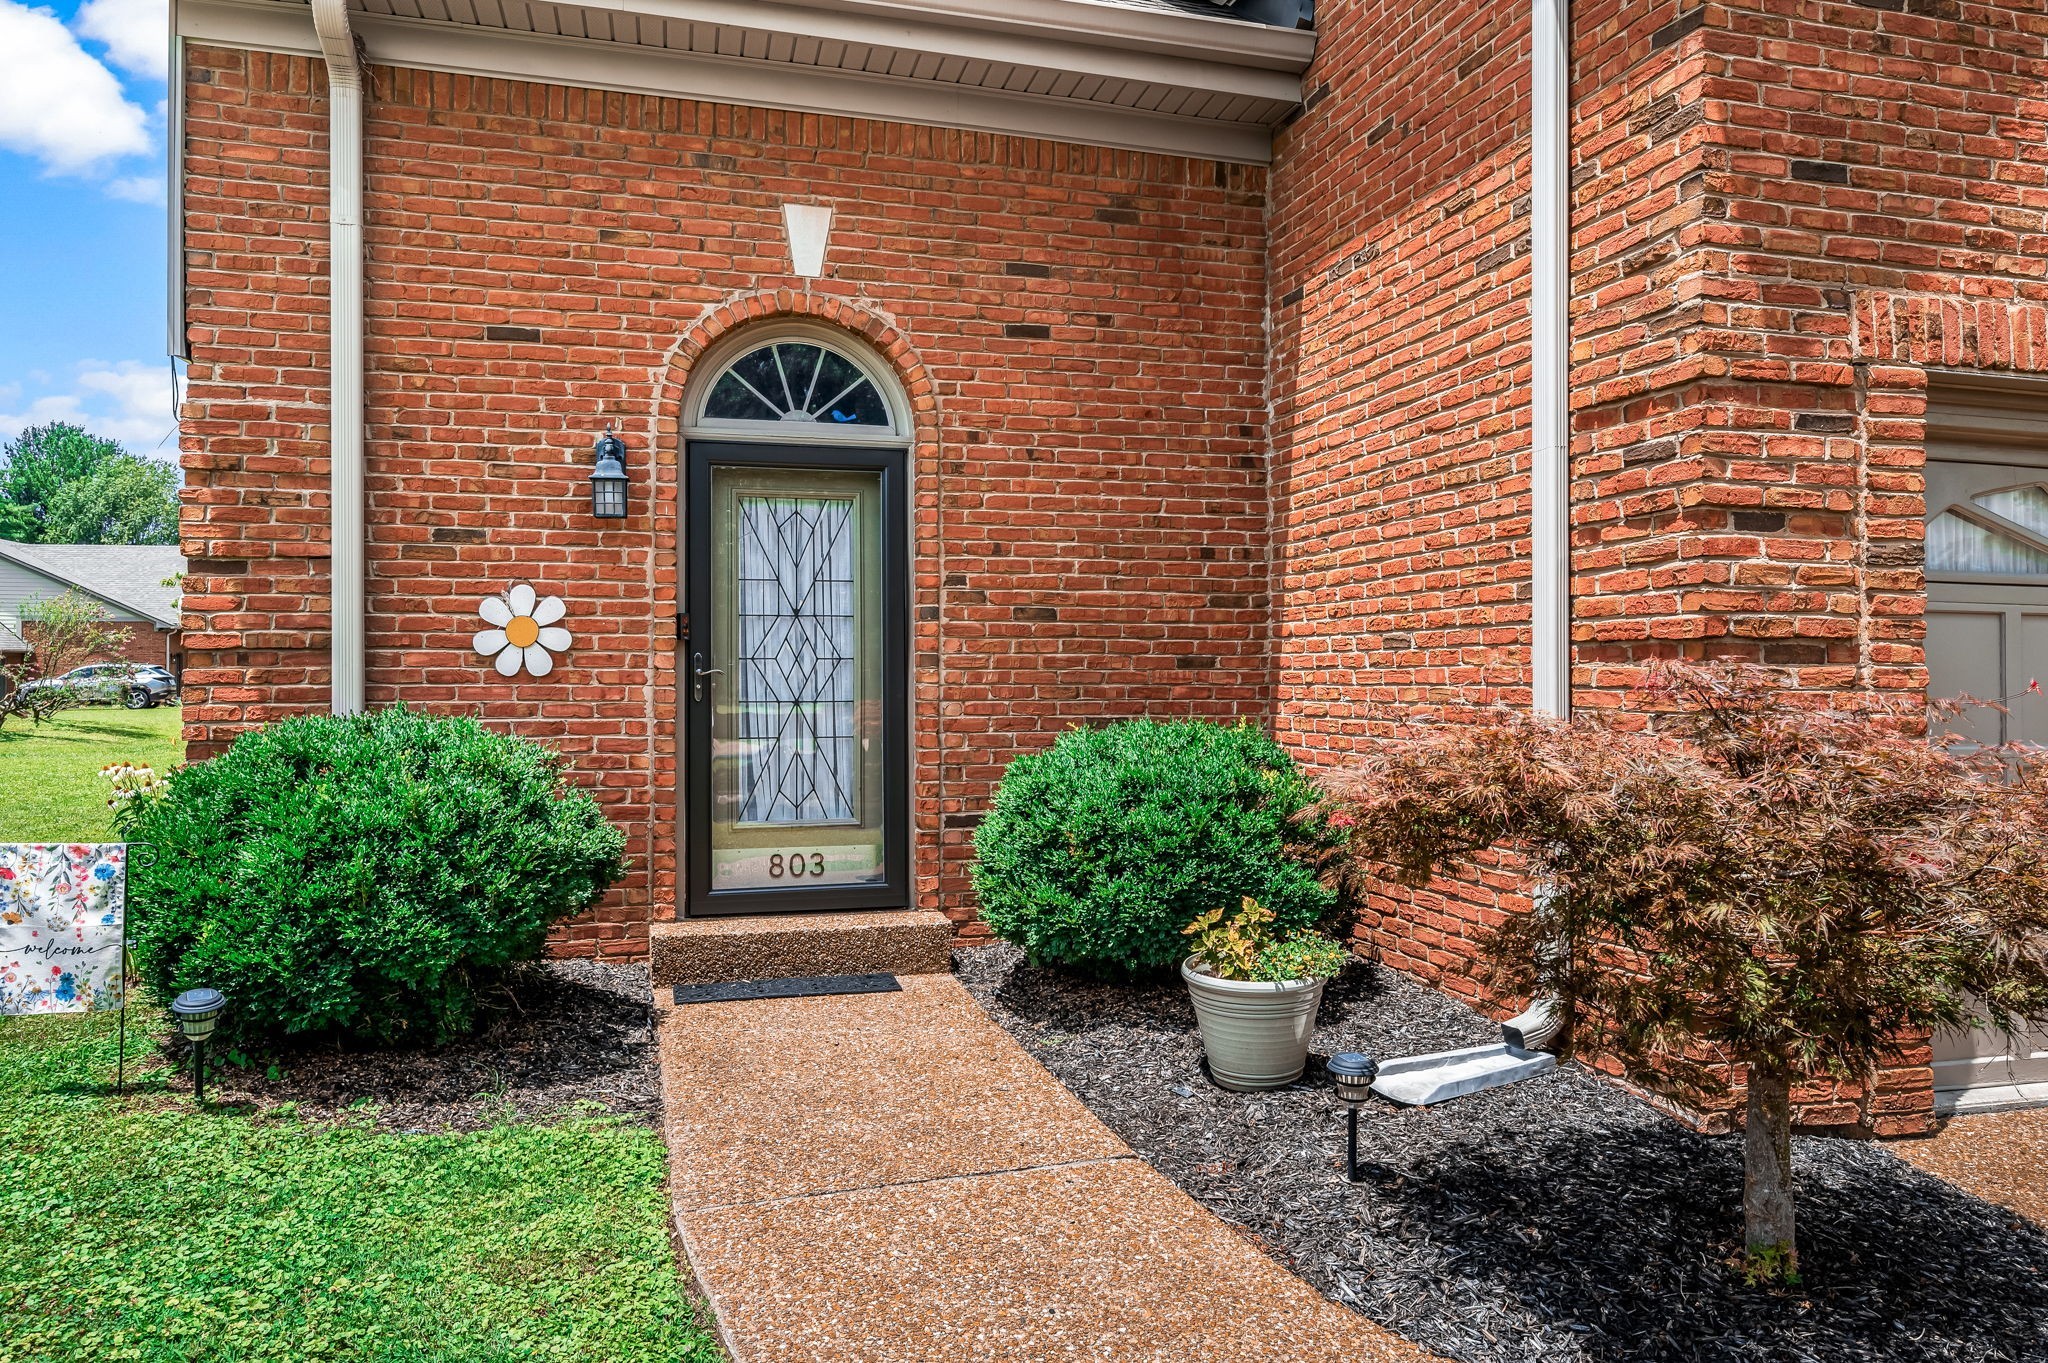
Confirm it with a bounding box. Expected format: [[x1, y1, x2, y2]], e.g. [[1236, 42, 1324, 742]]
[[153, 959, 660, 1132], [958, 944, 2048, 1363]]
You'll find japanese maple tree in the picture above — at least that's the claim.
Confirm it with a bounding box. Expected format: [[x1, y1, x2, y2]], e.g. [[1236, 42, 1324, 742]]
[[1332, 661, 2048, 1279]]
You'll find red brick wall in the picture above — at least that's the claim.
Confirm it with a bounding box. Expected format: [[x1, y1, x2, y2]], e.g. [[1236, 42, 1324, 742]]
[[16, 621, 178, 674], [177, 47, 1272, 954], [1572, 0, 2044, 708], [1660, 0, 2046, 1135], [1267, 0, 1549, 1001], [179, 2, 2040, 1126], [1265, 0, 1744, 998], [1570, 0, 2043, 1134], [1263, 0, 2036, 1133]]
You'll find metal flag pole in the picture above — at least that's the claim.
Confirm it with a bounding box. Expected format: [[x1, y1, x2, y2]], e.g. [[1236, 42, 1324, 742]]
[[114, 842, 149, 1097], [116, 955, 127, 1094], [116, 851, 130, 1095], [115, 932, 131, 1095]]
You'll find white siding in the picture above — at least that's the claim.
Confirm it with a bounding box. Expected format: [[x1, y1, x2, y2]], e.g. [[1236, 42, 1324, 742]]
[[0, 554, 153, 634]]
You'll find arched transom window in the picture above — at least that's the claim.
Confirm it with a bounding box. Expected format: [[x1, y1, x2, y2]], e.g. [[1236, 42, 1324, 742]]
[[687, 328, 907, 441]]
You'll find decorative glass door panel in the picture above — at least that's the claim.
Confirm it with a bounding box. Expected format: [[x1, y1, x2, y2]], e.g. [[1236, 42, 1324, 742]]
[[686, 445, 907, 914], [715, 468, 881, 889]]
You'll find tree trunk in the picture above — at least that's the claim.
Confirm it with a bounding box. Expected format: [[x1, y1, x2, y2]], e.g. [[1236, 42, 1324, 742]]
[[1742, 1063, 1798, 1277]]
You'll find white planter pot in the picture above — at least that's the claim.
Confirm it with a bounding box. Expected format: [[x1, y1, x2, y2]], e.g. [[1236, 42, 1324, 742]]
[[1181, 956, 1326, 1092]]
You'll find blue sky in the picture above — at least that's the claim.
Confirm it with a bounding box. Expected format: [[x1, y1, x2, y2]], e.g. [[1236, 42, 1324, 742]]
[[0, 0, 179, 454]]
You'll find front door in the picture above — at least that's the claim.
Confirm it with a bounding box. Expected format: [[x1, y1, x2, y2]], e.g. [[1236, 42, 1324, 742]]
[[684, 442, 909, 916]]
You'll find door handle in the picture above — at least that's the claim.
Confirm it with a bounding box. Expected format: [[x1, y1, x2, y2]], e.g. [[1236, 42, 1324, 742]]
[[692, 652, 724, 703]]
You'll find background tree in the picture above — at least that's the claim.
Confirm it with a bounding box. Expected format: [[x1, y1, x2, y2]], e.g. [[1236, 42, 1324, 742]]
[[0, 423, 120, 539], [1333, 662, 2048, 1281], [41, 454, 180, 544], [0, 422, 179, 545], [0, 501, 36, 541], [18, 590, 133, 680], [0, 667, 84, 727]]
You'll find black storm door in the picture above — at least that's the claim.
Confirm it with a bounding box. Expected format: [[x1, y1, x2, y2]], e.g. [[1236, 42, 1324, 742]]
[[684, 442, 909, 916]]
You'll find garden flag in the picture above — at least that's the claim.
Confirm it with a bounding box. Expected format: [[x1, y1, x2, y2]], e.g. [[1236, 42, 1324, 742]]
[[0, 844, 126, 1014]]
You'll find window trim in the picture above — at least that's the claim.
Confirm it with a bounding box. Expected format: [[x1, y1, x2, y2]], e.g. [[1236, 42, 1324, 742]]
[[682, 323, 913, 446]]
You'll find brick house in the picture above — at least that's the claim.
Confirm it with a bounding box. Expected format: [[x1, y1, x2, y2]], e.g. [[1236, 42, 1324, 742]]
[[0, 540, 186, 679], [171, 0, 2046, 1129]]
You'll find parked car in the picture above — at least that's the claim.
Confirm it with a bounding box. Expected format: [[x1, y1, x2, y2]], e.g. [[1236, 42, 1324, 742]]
[[132, 666, 180, 696], [20, 664, 179, 710], [136, 667, 182, 706]]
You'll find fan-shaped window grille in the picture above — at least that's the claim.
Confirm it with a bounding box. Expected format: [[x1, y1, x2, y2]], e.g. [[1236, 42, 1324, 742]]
[[1928, 479, 2048, 579], [699, 338, 894, 432]]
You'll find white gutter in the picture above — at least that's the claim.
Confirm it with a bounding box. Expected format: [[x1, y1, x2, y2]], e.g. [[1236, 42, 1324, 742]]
[[311, 0, 365, 714], [1530, 0, 1570, 718]]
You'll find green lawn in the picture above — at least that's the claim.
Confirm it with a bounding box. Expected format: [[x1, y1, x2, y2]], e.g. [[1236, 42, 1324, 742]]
[[0, 704, 187, 842], [0, 1008, 723, 1363]]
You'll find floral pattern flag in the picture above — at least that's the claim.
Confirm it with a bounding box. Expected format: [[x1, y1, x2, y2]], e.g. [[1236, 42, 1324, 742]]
[[0, 844, 126, 1014]]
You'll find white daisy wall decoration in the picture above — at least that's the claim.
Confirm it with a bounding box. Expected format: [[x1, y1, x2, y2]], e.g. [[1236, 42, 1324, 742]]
[[474, 582, 573, 677]]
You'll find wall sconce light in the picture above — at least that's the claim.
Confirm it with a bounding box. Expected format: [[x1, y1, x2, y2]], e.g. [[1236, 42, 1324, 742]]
[[588, 428, 628, 519]]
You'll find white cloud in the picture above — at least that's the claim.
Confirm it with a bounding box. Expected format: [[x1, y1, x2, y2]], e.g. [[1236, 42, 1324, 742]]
[[0, 1, 151, 174], [74, 0, 168, 80], [0, 360, 183, 451], [0, 391, 88, 433], [105, 174, 164, 203]]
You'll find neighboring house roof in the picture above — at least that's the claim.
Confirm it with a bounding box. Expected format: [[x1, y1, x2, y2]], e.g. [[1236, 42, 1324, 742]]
[[0, 540, 185, 630]]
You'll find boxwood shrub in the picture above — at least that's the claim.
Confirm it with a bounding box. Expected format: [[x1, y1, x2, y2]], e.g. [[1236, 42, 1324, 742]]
[[119, 708, 627, 1049], [970, 719, 1342, 974]]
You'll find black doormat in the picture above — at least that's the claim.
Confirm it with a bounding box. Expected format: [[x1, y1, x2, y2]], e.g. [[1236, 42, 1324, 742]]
[[670, 973, 901, 1006]]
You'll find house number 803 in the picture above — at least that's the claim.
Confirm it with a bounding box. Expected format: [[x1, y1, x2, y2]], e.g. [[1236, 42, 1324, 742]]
[[769, 853, 826, 879]]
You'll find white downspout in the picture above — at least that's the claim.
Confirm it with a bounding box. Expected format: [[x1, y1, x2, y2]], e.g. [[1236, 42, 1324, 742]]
[[166, 0, 186, 360], [1530, 0, 1570, 719], [311, 0, 365, 714], [1503, 0, 1573, 1057]]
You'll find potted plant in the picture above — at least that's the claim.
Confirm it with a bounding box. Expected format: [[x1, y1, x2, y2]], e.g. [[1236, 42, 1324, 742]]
[[1181, 897, 1350, 1091]]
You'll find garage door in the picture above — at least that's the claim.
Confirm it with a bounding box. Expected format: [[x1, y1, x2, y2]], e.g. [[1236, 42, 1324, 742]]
[[1925, 379, 2048, 1113]]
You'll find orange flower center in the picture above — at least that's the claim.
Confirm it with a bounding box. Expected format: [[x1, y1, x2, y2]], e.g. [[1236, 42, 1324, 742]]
[[504, 616, 540, 649]]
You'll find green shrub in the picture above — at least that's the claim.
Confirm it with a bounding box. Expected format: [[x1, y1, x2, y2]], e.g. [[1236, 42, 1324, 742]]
[[119, 708, 627, 1048], [971, 719, 1342, 974]]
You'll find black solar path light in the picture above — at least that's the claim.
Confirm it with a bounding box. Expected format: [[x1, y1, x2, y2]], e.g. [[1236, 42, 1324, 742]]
[[170, 988, 226, 1103], [1327, 1051, 1378, 1183]]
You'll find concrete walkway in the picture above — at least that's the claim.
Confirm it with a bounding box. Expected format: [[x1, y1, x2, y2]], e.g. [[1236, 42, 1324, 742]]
[[656, 971, 1434, 1363], [1894, 1106, 2048, 1227]]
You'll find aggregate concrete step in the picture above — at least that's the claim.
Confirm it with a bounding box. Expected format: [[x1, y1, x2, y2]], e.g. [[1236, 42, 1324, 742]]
[[649, 909, 955, 987]]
